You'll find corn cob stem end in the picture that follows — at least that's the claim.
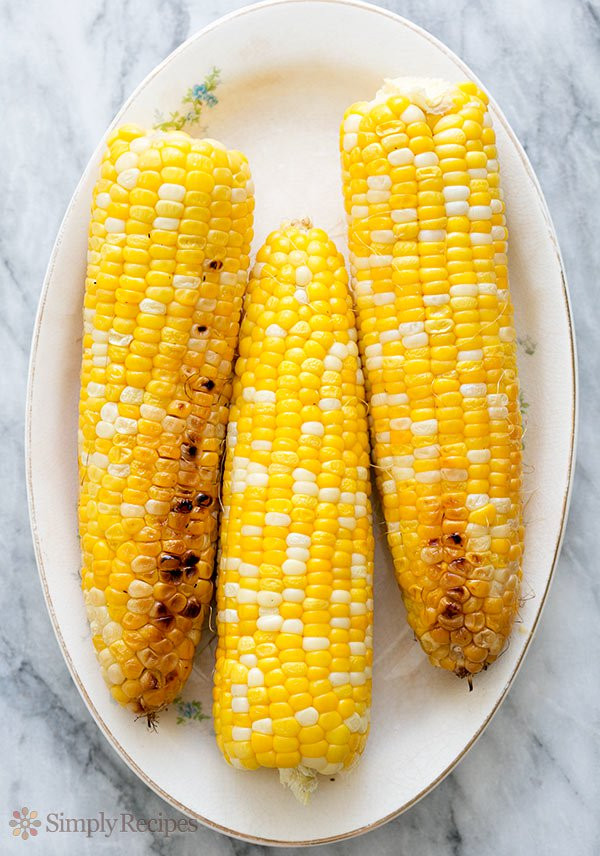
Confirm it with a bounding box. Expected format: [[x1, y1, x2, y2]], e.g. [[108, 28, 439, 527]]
[[279, 766, 319, 805]]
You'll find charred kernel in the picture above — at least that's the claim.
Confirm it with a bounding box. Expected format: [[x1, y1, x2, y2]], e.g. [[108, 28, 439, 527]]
[[195, 493, 213, 508], [181, 444, 197, 460], [203, 379, 215, 390], [208, 259, 223, 270], [181, 597, 202, 618], [173, 498, 194, 513], [182, 551, 200, 567], [159, 552, 181, 569]]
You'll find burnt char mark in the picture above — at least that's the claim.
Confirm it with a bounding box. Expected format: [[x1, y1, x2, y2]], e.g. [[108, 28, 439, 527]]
[[450, 533, 462, 545], [159, 552, 181, 570], [203, 379, 215, 391], [442, 602, 462, 619], [182, 551, 200, 567], [208, 259, 223, 270], [196, 325, 207, 333], [181, 597, 202, 619], [181, 444, 197, 461], [195, 493, 213, 508], [159, 568, 183, 583], [173, 498, 193, 514]]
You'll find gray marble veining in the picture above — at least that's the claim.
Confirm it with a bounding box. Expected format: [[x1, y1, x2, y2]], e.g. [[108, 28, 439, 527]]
[[2, 0, 599, 853]]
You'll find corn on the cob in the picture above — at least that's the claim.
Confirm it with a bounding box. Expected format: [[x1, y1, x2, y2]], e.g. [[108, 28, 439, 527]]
[[213, 221, 374, 799], [78, 124, 254, 715], [340, 80, 523, 677]]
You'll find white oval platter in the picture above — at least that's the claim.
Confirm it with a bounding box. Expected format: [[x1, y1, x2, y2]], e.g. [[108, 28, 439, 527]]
[[26, 0, 576, 846]]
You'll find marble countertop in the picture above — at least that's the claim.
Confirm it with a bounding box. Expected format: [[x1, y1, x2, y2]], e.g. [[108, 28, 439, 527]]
[[3, 0, 598, 853]]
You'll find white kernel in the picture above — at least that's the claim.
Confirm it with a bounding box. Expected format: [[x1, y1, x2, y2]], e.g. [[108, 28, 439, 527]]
[[350, 642, 366, 655], [301, 421, 324, 436], [96, 421, 115, 439], [115, 152, 138, 173], [236, 588, 258, 604], [367, 174, 391, 190], [138, 298, 166, 315], [264, 512, 290, 527], [257, 591, 282, 608], [239, 562, 260, 577], [252, 718, 273, 734], [120, 386, 143, 404], [247, 473, 268, 487], [241, 525, 262, 537], [318, 398, 341, 412], [460, 383, 487, 397], [232, 697, 249, 713], [282, 559, 306, 575], [295, 706, 319, 726], [418, 229, 446, 242], [331, 590, 351, 603], [224, 582, 239, 598], [423, 294, 450, 306], [400, 104, 425, 123], [450, 283, 478, 297], [323, 355, 343, 372], [282, 588, 305, 603], [281, 619, 303, 634], [256, 615, 283, 632], [416, 470, 441, 484], [115, 416, 137, 434], [302, 637, 330, 651], [344, 114, 362, 132], [466, 493, 490, 509], [173, 275, 201, 288], [248, 667, 265, 687], [286, 531, 311, 546], [391, 206, 417, 222], [366, 190, 390, 204], [330, 672, 350, 686], [441, 468, 468, 481], [489, 407, 509, 420], [443, 185, 470, 201], [339, 517, 357, 530], [467, 449, 491, 463], [106, 664, 125, 685], [107, 330, 132, 349], [470, 231, 493, 245], [411, 419, 438, 436], [458, 349, 483, 361], [102, 622, 122, 644], [232, 727, 251, 741], [499, 326, 516, 342], [145, 500, 170, 516], [331, 618, 351, 629], [140, 404, 165, 421], [87, 382, 105, 398], [107, 463, 130, 478], [120, 503, 144, 517], [117, 168, 140, 189], [158, 183, 186, 201], [343, 132, 358, 152], [350, 672, 366, 686], [255, 390, 276, 403], [371, 229, 395, 243], [414, 151, 439, 167], [295, 265, 312, 286], [293, 481, 318, 497], [287, 547, 310, 562], [265, 324, 287, 337], [388, 147, 414, 166], [96, 192, 110, 209], [103, 217, 126, 233], [445, 201, 469, 216], [319, 488, 340, 503], [152, 217, 179, 230]]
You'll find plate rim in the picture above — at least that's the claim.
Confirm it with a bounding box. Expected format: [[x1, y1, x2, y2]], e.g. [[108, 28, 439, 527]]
[[25, 0, 578, 846]]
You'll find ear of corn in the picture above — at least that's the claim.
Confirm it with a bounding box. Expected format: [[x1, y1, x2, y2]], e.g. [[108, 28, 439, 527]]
[[213, 221, 374, 796], [78, 124, 254, 715], [340, 80, 523, 677]]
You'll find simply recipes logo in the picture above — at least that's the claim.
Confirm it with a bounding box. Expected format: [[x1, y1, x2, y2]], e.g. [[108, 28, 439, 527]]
[[8, 809, 198, 841]]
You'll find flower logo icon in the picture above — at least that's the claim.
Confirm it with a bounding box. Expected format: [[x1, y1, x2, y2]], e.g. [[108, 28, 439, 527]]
[[9, 808, 41, 841]]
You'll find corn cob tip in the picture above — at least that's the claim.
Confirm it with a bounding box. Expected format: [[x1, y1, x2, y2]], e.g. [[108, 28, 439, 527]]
[[280, 216, 313, 232]]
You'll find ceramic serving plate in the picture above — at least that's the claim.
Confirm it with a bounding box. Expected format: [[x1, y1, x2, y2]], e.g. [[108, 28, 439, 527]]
[[26, 0, 576, 845]]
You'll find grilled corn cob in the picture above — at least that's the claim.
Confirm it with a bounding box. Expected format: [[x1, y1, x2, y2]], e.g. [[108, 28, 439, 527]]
[[78, 125, 254, 715], [214, 221, 374, 799], [340, 80, 523, 677]]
